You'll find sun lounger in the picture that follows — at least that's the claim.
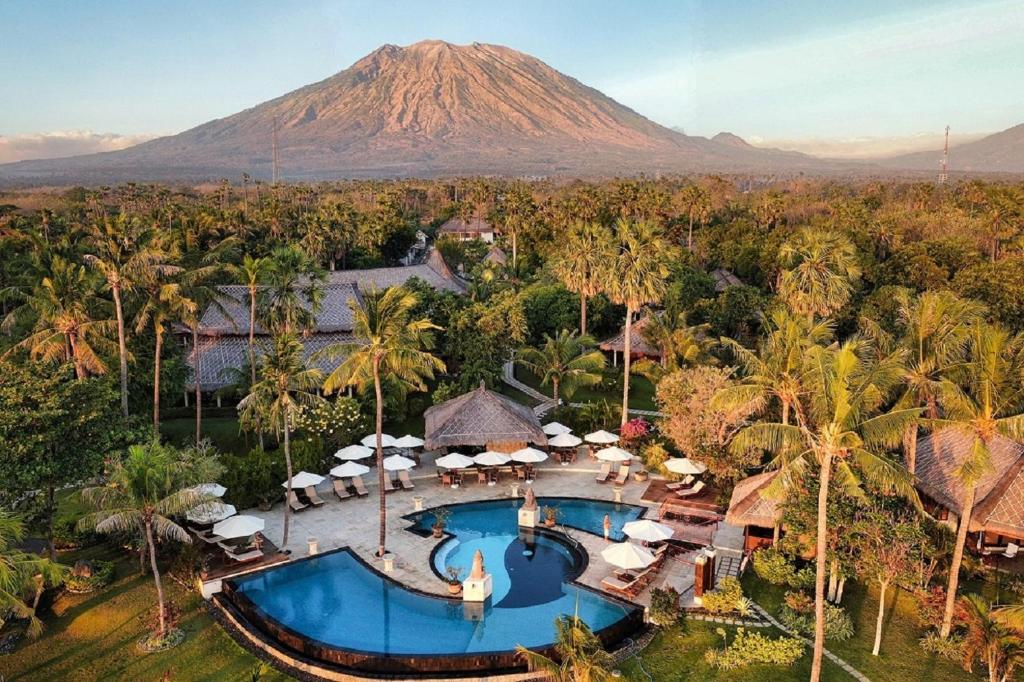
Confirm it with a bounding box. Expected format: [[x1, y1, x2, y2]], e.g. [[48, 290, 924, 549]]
[[1006, 543, 1020, 558], [383, 475, 397, 493], [614, 464, 630, 485], [675, 480, 705, 498], [602, 566, 654, 598], [192, 528, 224, 544], [304, 485, 326, 507], [287, 490, 309, 512], [333, 478, 352, 500], [352, 475, 369, 496], [398, 470, 415, 490], [595, 462, 612, 483], [218, 541, 263, 563], [666, 475, 695, 490]]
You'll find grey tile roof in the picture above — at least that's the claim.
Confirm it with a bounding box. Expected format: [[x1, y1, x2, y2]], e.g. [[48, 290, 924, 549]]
[[197, 283, 362, 335], [325, 249, 466, 294], [437, 216, 495, 235], [424, 382, 547, 449], [712, 268, 743, 293]]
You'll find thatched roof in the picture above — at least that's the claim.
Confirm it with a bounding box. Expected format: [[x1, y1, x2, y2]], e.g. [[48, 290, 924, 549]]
[[484, 245, 508, 266], [712, 268, 743, 293], [725, 471, 782, 529], [599, 315, 661, 358], [424, 382, 547, 449], [437, 216, 495, 236], [326, 249, 466, 294], [915, 428, 1024, 536]]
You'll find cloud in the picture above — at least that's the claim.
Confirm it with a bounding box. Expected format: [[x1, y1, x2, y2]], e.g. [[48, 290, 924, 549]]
[[748, 132, 990, 160], [0, 131, 155, 164]]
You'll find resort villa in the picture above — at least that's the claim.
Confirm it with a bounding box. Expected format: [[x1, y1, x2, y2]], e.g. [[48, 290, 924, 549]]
[[436, 216, 496, 243]]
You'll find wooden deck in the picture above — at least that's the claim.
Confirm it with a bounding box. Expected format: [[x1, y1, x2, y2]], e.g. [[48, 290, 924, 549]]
[[199, 536, 290, 581]]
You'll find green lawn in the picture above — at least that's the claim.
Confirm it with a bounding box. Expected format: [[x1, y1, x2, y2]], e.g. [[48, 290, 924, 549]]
[[161, 416, 253, 456], [3, 544, 290, 682], [516, 366, 658, 412]]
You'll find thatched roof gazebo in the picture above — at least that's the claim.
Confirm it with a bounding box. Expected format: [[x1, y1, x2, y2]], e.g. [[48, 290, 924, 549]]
[[599, 314, 661, 365], [725, 470, 783, 552], [424, 382, 547, 451]]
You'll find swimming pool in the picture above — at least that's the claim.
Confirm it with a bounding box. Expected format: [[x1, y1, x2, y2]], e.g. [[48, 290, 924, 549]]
[[223, 497, 645, 674]]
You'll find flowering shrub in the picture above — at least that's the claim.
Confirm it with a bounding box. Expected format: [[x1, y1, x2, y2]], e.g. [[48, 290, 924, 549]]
[[649, 587, 682, 625], [294, 398, 369, 449], [704, 628, 804, 669], [919, 631, 965, 661], [914, 586, 968, 630], [780, 591, 854, 641], [620, 417, 651, 444], [752, 547, 814, 588], [702, 577, 745, 614]]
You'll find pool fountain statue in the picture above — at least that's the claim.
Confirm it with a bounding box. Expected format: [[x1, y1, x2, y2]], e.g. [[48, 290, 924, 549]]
[[462, 549, 493, 602], [518, 486, 540, 528]]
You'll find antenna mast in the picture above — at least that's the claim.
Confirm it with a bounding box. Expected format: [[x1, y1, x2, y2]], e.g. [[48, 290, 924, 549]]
[[938, 125, 949, 184], [272, 117, 280, 185]]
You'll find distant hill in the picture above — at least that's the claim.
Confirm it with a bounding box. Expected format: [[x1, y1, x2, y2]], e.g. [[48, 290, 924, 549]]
[[0, 40, 843, 183], [882, 124, 1024, 173]]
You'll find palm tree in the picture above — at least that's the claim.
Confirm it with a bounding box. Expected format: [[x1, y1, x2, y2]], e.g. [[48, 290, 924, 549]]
[[261, 245, 324, 335], [550, 221, 614, 336], [84, 212, 175, 417], [2, 255, 115, 380], [517, 330, 606, 402], [933, 324, 1024, 638], [961, 594, 1024, 682], [320, 287, 444, 557], [135, 277, 196, 430], [730, 340, 920, 682], [239, 333, 323, 549], [79, 441, 220, 639], [675, 184, 711, 251], [605, 219, 671, 427], [637, 309, 713, 377], [0, 513, 66, 638], [226, 255, 271, 396], [516, 613, 615, 682], [777, 228, 861, 322]]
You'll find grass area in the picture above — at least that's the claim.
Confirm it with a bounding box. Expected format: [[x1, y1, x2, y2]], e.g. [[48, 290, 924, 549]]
[[516, 366, 658, 412], [3, 544, 290, 682], [161, 416, 252, 456]]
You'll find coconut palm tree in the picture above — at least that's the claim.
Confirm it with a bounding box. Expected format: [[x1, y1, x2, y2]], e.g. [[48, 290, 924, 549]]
[[226, 255, 271, 395], [517, 330, 606, 402], [675, 183, 711, 251], [239, 333, 323, 549], [320, 286, 444, 557], [516, 613, 615, 682], [961, 594, 1024, 682], [84, 212, 176, 417], [135, 276, 196, 430], [2, 255, 115, 380], [635, 309, 713, 380], [0, 513, 66, 638], [933, 324, 1024, 638], [777, 228, 861, 322], [550, 221, 614, 336], [79, 441, 221, 639], [730, 339, 920, 682], [261, 245, 324, 335], [605, 219, 671, 427]]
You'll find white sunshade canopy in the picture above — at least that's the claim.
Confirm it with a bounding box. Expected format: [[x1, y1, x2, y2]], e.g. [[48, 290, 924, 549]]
[[281, 471, 325, 489], [549, 432, 583, 448], [213, 514, 265, 539], [335, 444, 374, 460], [186, 502, 236, 524], [664, 457, 708, 475], [191, 483, 227, 498], [542, 422, 573, 436], [596, 446, 634, 462], [510, 447, 549, 463], [330, 461, 370, 478], [601, 542, 656, 570], [383, 454, 417, 471], [435, 453, 476, 469], [474, 451, 512, 466], [585, 429, 620, 444], [623, 519, 675, 543], [393, 434, 425, 449], [362, 433, 397, 448]]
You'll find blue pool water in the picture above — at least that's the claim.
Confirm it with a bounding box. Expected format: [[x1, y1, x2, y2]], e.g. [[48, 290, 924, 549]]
[[232, 497, 644, 656]]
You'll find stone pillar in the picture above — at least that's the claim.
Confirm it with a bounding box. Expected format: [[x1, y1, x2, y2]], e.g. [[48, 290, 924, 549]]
[[704, 548, 717, 592], [463, 550, 493, 602], [216, 395, 222, 408], [693, 553, 708, 606], [518, 487, 540, 528]]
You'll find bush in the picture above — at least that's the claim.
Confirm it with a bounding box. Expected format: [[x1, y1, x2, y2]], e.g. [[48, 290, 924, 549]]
[[641, 442, 670, 474], [702, 577, 744, 614], [914, 586, 969, 631], [649, 587, 682, 625], [752, 547, 795, 585], [294, 398, 368, 450], [221, 447, 276, 509], [65, 560, 115, 594], [704, 628, 804, 669], [780, 591, 854, 642], [919, 631, 966, 662]]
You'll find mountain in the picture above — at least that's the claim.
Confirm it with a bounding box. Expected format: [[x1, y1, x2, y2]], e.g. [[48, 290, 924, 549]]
[[882, 124, 1024, 174], [0, 40, 836, 183]]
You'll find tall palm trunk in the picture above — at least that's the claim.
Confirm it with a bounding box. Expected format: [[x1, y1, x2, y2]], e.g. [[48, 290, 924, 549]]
[[904, 424, 919, 474], [620, 305, 634, 427], [580, 295, 588, 336], [941, 484, 976, 638], [152, 326, 163, 430], [145, 520, 167, 637], [781, 399, 790, 426], [810, 450, 833, 682], [113, 283, 129, 417], [68, 333, 85, 380], [552, 377, 560, 402], [687, 214, 694, 251], [374, 357, 387, 557], [511, 231, 518, 271], [282, 405, 293, 548], [248, 289, 263, 449], [192, 325, 202, 447], [872, 579, 888, 656]]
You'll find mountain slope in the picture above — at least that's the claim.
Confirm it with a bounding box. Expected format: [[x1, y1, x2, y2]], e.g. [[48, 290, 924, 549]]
[[1, 40, 833, 181], [882, 124, 1024, 173]]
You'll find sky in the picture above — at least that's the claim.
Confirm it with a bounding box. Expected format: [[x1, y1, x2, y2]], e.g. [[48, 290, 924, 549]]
[[1, 0, 1022, 162]]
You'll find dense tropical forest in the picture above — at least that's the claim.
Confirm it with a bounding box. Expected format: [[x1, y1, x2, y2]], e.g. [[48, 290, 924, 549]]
[[2, 174, 1024, 681]]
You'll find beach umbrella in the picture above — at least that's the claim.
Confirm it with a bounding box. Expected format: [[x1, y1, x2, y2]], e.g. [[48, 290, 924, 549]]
[[330, 461, 370, 478], [548, 432, 583, 448], [585, 429, 619, 444], [473, 451, 512, 466], [393, 434, 425, 449], [186, 502, 236, 524], [334, 444, 374, 460], [191, 483, 226, 498], [213, 515, 265, 539], [435, 453, 476, 469], [542, 422, 572, 436], [281, 471, 325, 489], [361, 433, 398, 448], [600, 542, 656, 570], [596, 446, 633, 462], [383, 454, 416, 471], [664, 457, 707, 475], [623, 519, 675, 543], [511, 447, 548, 463]]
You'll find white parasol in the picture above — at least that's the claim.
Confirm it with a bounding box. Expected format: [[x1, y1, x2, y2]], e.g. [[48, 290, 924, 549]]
[[596, 446, 634, 462], [393, 434, 425, 449], [330, 461, 370, 478], [383, 454, 417, 471], [600, 542, 656, 570], [542, 422, 572, 436], [664, 457, 707, 475], [213, 515, 265, 539], [361, 433, 398, 448], [191, 483, 227, 498], [622, 519, 675, 543], [548, 432, 583, 448], [510, 447, 548, 463], [281, 471, 325, 489], [334, 444, 374, 460], [186, 502, 236, 524], [585, 429, 620, 444], [435, 453, 476, 469], [473, 451, 512, 466]]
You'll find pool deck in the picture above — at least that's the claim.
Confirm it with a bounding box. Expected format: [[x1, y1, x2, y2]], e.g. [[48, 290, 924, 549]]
[[223, 453, 745, 609]]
